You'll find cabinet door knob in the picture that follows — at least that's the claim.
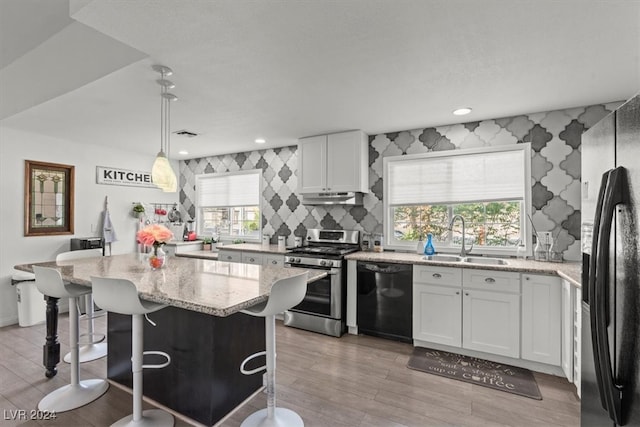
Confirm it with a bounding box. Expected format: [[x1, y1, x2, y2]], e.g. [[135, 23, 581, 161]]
[[465, 292, 470, 296], [432, 273, 442, 278], [272, 260, 277, 265], [249, 257, 254, 262], [485, 277, 496, 283], [455, 291, 460, 295]]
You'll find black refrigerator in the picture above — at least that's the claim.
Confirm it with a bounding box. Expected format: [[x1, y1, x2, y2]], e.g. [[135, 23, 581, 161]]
[[581, 92, 640, 426]]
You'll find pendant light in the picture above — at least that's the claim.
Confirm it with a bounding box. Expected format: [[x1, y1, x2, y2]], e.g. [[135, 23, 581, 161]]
[[151, 65, 178, 192]]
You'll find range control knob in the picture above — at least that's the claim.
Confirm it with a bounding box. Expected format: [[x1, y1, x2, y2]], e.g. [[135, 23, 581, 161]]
[[294, 258, 301, 263], [319, 260, 327, 266]]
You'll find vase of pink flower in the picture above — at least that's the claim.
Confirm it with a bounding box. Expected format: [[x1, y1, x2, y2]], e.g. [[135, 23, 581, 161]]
[[136, 224, 174, 269]]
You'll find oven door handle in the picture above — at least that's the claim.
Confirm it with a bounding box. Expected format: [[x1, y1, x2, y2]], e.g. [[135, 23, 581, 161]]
[[285, 264, 340, 274]]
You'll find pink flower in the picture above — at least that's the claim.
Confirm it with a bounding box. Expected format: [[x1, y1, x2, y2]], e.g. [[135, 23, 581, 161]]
[[137, 224, 174, 247]]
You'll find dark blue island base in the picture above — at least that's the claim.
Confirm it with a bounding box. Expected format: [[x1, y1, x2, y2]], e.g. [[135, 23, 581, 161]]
[[107, 306, 265, 425]]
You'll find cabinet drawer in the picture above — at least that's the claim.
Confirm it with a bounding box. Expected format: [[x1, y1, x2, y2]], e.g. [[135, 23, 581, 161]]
[[264, 254, 285, 267], [218, 250, 241, 263], [241, 252, 264, 265], [414, 265, 461, 288], [462, 269, 520, 293]]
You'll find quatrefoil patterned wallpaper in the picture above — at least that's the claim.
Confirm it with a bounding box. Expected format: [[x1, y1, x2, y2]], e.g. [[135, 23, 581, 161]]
[[179, 101, 620, 261]]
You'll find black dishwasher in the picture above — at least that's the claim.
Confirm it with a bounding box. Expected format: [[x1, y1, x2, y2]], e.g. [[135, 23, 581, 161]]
[[356, 262, 412, 342]]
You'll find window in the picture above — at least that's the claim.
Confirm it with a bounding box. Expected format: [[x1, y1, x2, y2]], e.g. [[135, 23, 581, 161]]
[[384, 145, 531, 255], [195, 170, 261, 241]]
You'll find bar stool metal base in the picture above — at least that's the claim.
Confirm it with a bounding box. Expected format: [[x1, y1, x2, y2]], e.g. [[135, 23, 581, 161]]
[[241, 407, 304, 427], [63, 342, 107, 363], [37, 379, 109, 413], [111, 409, 174, 427]]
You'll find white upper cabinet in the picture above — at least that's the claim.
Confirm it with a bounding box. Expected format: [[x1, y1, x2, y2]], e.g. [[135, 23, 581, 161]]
[[298, 130, 369, 194], [298, 135, 327, 193]]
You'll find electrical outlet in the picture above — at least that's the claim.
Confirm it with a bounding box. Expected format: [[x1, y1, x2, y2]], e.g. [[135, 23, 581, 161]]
[[538, 231, 552, 245]]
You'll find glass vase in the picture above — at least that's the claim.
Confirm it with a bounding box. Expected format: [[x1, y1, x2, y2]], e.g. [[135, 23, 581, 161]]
[[149, 245, 166, 270]]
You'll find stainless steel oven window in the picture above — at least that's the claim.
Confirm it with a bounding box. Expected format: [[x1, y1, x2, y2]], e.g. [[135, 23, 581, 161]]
[[288, 267, 342, 319]]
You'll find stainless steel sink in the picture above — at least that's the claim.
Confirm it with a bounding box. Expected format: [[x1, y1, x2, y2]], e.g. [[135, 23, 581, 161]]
[[422, 254, 509, 266], [462, 256, 509, 265], [422, 254, 464, 262]]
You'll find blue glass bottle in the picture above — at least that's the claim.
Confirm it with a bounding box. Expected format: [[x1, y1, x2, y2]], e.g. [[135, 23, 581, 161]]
[[424, 233, 435, 255]]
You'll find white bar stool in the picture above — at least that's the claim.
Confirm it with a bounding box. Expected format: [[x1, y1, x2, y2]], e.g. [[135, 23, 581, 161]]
[[91, 277, 174, 427], [239, 271, 309, 427], [33, 266, 109, 412], [56, 249, 107, 363]]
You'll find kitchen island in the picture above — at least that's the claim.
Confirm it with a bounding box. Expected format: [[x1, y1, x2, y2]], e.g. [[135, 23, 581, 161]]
[[15, 254, 325, 425]]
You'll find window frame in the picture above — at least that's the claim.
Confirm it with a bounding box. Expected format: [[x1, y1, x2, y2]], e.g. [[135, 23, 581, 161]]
[[383, 144, 532, 256], [195, 169, 262, 242]]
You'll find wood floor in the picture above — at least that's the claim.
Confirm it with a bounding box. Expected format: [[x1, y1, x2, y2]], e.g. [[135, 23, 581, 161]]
[[0, 314, 579, 426]]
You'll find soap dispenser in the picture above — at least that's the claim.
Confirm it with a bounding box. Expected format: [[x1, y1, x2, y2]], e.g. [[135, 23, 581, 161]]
[[423, 233, 435, 256]]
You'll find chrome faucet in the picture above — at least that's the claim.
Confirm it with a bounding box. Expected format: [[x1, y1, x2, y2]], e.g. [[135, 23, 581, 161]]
[[449, 215, 473, 257]]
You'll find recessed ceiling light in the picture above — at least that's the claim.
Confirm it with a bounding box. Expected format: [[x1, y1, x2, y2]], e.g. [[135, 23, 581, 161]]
[[255, 138, 266, 144], [453, 107, 472, 116], [178, 150, 188, 155]]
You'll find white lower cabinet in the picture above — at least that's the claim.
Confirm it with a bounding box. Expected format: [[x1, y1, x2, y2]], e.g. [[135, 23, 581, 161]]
[[462, 288, 520, 358], [413, 283, 462, 347], [462, 269, 521, 358], [218, 249, 284, 267], [264, 254, 285, 267], [241, 252, 264, 265], [413, 266, 520, 359], [560, 279, 582, 395], [574, 287, 582, 396], [218, 249, 242, 263], [521, 274, 561, 365], [561, 279, 574, 381]]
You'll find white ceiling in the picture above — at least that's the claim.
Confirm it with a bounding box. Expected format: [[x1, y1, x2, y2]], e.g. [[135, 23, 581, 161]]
[[1, 0, 639, 159]]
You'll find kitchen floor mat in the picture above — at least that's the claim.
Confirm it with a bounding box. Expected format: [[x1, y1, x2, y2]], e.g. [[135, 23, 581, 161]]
[[407, 347, 542, 400]]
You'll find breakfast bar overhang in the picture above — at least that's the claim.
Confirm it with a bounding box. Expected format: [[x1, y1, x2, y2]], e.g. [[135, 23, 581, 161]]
[[15, 254, 325, 425]]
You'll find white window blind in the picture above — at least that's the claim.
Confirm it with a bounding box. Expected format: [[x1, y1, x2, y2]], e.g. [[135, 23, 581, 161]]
[[387, 148, 526, 206], [196, 171, 260, 207]]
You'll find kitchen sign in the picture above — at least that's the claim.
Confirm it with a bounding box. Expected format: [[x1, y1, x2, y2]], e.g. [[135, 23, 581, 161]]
[[96, 166, 157, 188]]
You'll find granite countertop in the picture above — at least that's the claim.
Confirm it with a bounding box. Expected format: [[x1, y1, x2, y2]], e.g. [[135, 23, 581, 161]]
[[216, 243, 290, 255], [14, 254, 324, 317], [345, 251, 581, 287]]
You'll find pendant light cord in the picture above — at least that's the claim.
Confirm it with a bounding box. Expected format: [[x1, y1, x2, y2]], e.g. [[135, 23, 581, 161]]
[[151, 64, 178, 192]]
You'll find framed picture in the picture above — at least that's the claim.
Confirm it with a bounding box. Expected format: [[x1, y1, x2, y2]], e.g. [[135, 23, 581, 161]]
[[24, 160, 75, 236]]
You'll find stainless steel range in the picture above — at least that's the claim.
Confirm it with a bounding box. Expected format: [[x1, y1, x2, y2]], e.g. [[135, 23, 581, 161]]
[[284, 229, 360, 337]]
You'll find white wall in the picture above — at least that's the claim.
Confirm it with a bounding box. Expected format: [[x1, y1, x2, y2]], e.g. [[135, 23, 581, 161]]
[[0, 126, 178, 326]]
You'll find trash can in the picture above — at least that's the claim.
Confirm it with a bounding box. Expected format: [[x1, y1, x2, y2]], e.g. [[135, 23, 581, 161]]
[[12, 270, 46, 327]]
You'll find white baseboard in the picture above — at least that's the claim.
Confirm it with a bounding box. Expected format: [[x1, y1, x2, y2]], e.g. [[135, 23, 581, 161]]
[[0, 315, 19, 327]]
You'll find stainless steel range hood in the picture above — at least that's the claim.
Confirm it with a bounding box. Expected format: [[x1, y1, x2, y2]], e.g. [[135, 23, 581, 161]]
[[300, 192, 364, 205]]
